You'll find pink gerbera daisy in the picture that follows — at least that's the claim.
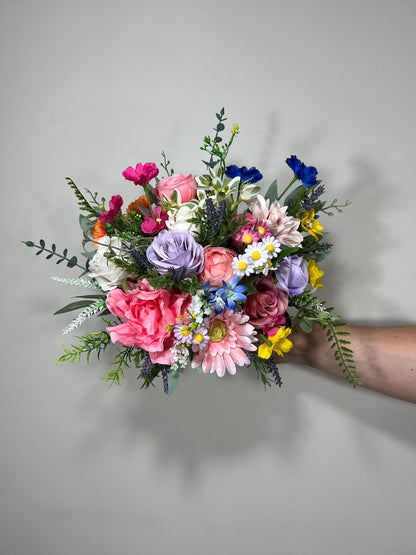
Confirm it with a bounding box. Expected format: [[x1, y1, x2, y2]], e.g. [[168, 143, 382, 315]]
[[191, 311, 257, 377]]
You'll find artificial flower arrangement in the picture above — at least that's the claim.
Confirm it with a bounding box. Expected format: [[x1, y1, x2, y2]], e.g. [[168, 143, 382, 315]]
[[24, 109, 360, 395]]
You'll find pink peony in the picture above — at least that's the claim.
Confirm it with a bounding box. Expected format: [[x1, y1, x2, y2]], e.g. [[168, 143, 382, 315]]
[[244, 275, 288, 329], [191, 310, 257, 377], [197, 246, 237, 287], [154, 174, 197, 203], [106, 279, 191, 365], [122, 162, 159, 185]]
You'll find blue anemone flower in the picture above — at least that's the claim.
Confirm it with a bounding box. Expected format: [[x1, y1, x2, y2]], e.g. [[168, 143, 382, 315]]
[[204, 275, 248, 314], [286, 155, 318, 188], [225, 165, 263, 183]]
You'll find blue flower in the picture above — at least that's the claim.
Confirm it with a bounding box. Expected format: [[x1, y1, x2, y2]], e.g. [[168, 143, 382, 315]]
[[225, 165, 263, 183], [204, 275, 248, 314], [286, 155, 318, 188]]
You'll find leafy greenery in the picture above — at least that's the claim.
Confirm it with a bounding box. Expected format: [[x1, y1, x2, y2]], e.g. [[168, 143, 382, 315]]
[[289, 292, 361, 387], [58, 330, 111, 364], [200, 108, 239, 176], [66, 177, 101, 219], [23, 240, 87, 271]]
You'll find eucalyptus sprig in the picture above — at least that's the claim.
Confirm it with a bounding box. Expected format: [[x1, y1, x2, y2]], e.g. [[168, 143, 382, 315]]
[[23, 240, 87, 271]]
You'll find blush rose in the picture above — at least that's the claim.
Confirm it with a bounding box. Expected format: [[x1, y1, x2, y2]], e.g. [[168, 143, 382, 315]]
[[105, 279, 191, 365], [198, 246, 237, 287], [244, 275, 288, 329], [154, 174, 197, 203]]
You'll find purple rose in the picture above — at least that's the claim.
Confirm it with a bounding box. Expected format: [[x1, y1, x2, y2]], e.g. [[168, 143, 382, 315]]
[[146, 229, 204, 277], [275, 255, 309, 295]]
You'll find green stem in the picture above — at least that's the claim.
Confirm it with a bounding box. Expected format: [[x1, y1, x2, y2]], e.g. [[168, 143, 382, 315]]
[[277, 176, 298, 202], [142, 184, 155, 218]]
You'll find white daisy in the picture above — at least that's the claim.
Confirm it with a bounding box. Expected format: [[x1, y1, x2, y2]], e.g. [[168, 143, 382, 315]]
[[261, 236, 281, 259], [232, 254, 255, 278], [244, 242, 268, 268]]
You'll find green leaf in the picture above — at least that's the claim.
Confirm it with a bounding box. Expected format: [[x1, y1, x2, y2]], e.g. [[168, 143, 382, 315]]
[[39, 239, 45, 249], [264, 179, 279, 203], [23, 240, 34, 247], [67, 256, 78, 268], [299, 319, 314, 333], [276, 247, 299, 262], [167, 368, 184, 396], [216, 123, 225, 132], [54, 300, 95, 315]]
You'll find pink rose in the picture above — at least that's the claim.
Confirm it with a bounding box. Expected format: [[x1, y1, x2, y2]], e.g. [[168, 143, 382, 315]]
[[198, 246, 237, 287], [244, 275, 288, 329], [154, 174, 197, 203], [106, 279, 191, 364]]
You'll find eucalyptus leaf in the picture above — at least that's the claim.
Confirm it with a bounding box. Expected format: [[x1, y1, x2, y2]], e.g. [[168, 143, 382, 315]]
[[54, 300, 96, 315], [167, 368, 184, 396], [299, 319, 314, 333], [264, 179, 279, 203]]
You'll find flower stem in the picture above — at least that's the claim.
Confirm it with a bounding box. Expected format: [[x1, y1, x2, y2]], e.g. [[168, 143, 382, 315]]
[[142, 183, 155, 218], [277, 176, 298, 202]]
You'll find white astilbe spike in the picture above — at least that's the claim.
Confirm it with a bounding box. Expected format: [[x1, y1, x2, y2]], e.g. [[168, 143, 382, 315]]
[[62, 300, 106, 335], [51, 276, 102, 289]]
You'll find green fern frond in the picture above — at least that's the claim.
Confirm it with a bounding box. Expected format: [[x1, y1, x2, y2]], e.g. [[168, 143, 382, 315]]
[[66, 177, 100, 219]]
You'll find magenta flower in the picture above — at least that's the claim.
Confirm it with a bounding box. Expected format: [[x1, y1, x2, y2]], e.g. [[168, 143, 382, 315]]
[[98, 195, 123, 223], [141, 206, 169, 235], [122, 162, 159, 185]]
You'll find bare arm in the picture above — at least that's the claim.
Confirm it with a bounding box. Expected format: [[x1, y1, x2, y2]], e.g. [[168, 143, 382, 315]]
[[280, 324, 416, 403]]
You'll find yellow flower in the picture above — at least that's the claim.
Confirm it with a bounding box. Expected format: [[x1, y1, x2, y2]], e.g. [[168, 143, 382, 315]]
[[258, 327, 293, 359], [300, 209, 324, 240], [307, 259, 325, 289]]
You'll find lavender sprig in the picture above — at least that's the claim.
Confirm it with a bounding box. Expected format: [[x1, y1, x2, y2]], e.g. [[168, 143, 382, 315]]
[[302, 184, 326, 211], [205, 197, 220, 233]]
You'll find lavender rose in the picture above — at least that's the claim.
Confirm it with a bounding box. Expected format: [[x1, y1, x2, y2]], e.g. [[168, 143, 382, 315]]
[[275, 255, 309, 295], [146, 229, 204, 277]]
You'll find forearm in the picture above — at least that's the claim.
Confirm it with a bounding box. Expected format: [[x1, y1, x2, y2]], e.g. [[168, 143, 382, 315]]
[[281, 324, 416, 403]]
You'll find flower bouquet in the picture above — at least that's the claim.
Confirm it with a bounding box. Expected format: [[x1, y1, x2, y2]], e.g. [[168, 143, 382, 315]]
[[24, 109, 359, 395]]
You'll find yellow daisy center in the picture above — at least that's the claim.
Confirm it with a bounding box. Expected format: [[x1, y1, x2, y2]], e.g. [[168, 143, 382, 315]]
[[258, 226, 266, 235], [265, 243, 274, 253], [194, 332, 205, 343], [208, 321, 227, 342], [237, 260, 248, 271], [243, 234, 253, 244], [251, 250, 261, 261], [180, 327, 191, 337]]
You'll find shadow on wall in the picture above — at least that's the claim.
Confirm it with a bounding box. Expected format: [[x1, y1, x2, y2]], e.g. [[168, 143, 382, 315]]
[[76, 357, 415, 483], [321, 157, 402, 322]]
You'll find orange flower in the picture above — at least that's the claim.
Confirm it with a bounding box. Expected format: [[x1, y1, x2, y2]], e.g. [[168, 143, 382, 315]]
[[127, 195, 150, 215], [90, 220, 107, 248]]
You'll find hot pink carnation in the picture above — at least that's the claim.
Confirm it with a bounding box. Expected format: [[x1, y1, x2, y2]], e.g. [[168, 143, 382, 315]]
[[154, 174, 197, 203], [122, 162, 159, 185], [244, 275, 288, 329], [141, 205, 168, 234], [106, 279, 191, 365]]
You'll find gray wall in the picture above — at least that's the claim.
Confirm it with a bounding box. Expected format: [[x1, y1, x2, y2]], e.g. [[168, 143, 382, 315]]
[[2, 0, 415, 554]]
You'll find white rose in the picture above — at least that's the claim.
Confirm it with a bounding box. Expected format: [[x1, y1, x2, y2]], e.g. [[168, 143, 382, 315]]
[[88, 236, 129, 291], [166, 203, 200, 237]]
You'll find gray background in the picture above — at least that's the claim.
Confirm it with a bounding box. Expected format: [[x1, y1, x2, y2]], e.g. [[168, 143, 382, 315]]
[[2, 0, 415, 554]]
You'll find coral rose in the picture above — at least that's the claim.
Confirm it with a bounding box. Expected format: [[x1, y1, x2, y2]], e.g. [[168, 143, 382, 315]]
[[154, 174, 197, 203], [244, 275, 288, 329], [106, 279, 191, 365], [198, 246, 237, 287]]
